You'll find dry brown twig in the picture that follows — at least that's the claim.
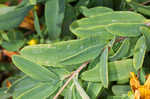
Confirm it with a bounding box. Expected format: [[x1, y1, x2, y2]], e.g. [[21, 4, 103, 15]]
[[53, 62, 89, 99], [142, 0, 150, 5]]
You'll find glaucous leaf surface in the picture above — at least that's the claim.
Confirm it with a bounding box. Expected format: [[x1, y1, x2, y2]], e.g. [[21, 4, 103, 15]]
[[0, 5, 33, 30], [133, 36, 146, 70], [99, 47, 109, 88], [12, 55, 58, 82], [80, 6, 113, 17], [45, 0, 65, 40], [70, 11, 146, 38], [81, 59, 135, 82], [21, 36, 108, 66]]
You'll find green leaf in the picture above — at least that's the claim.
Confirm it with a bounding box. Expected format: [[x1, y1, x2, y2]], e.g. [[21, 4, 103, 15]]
[[21, 36, 108, 66], [16, 82, 60, 99], [112, 85, 131, 96], [86, 82, 103, 99], [109, 39, 130, 61], [70, 11, 145, 38], [45, 0, 65, 40], [34, 9, 42, 38], [73, 78, 90, 99], [64, 84, 74, 99], [48, 67, 70, 80], [81, 59, 135, 82], [99, 47, 109, 88], [1, 31, 25, 51], [106, 23, 145, 37], [107, 95, 129, 99], [80, 6, 113, 17], [140, 26, 150, 50], [133, 36, 146, 70], [0, 88, 11, 99], [127, 1, 150, 16], [12, 55, 58, 82], [0, 5, 15, 15], [0, 5, 33, 30], [72, 85, 82, 99], [7, 76, 39, 98]]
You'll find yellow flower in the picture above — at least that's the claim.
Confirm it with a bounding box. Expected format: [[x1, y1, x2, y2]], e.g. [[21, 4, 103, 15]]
[[27, 39, 37, 45], [130, 72, 150, 99]]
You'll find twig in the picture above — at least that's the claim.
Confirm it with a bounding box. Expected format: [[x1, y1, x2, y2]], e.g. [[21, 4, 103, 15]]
[[53, 62, 89, 99], [142, 0, 150, 5]]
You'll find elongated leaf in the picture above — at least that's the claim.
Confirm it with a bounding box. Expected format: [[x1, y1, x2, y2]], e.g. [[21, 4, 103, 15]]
[[0, 5, 33, 30], [0, 5, 15, 15], [16, 82, 60, 99], [72, 86, 82, 99], [12, 55, 58, 82], [0, 88, 11, 99], [106, 23, 145, 37], [112, 85, 131, 96], [80, 6, 113, 17], [99, 47, 109, 88], [1, 31, 25, 51], [21, 36, 108, 66], [140, 26, 150, 50], [81, 59, 135, 82], [86, 82, 103, 99], [64, 84, 74, 99], [133, 36, 146, 70], [7, 76, 39, 98], [109, 39, 130, 61], [45, 0, 65, 40], [127, 1, 150, 16], [34, 10, 42, 38], [107, 96, 129, 99], [73, 78, 90, 99], [70, 11, 145, 38]]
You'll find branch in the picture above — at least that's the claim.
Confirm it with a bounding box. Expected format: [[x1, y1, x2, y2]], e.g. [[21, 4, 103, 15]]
[[142, 0, 150, 5], [53, 62, 89, 99]]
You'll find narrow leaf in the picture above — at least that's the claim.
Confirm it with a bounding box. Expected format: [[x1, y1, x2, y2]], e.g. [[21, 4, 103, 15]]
[[86, 82, 103, 99], [80, 6, 113, 17], [0, 5, 33, 30], [81, 59, 135, 82], [7, 76, 39, 98], [12, 55, 58, 82], [45, 0, 65, 40], [16, 82, 60, 99], [21, 36, 108, 66], [99, 47, 109, 88], [73, 78, 90, 99], [34, 9, 42, 38], [106, 23, 145, 37], [133, 36, 146, 70], [112, 85, 131, 96], [109, 39, 130, 61], [140, 26, 150, 50]]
